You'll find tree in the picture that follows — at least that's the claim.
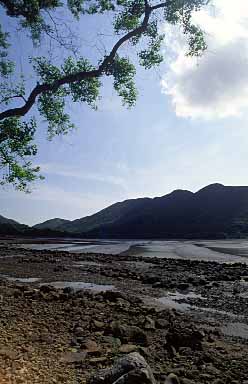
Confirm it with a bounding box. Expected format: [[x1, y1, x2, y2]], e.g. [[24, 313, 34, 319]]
[[0, 0, 208, 191]]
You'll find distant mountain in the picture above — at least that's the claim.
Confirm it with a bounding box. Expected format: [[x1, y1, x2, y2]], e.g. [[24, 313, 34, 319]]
[[0, 215, 29, 235], [0, 215, 76, 237], [33, 218, 71, 231], [34, 198, 151, 233], [91, 183, 248, 239], [33, 184, 248, 239]]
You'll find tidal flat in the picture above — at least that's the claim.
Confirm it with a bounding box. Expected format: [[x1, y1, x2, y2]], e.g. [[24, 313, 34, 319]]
[[0, 239, 248, 383]]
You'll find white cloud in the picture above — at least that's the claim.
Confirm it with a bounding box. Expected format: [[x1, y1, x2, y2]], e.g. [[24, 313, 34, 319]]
[[162, 0, 248, 119]]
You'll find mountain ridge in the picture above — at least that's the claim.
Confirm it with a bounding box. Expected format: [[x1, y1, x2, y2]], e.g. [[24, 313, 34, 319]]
[[0, 214, 29, 235], [33, 218, 71, 231], [2, 183, 248, 239], [32, 183, 248, 239]]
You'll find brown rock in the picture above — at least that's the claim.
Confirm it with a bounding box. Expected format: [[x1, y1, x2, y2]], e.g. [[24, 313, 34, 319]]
[[61, 351, 87, 363], [0, 348, 18, 360], [74, 326, 85, 337], [119, 344, 138, 353], [81, 339, 100, 354], [39, 333, 54, 344], [111, 321, 148, 346], [89, 357, 108, 364]]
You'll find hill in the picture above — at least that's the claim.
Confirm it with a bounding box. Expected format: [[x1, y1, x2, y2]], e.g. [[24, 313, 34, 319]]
[[88, 184, 248, 239], [33, 218, 71, 231], [0, 216, 72, 237], [0, 215, 29, 235], [33, 184, 248, 239], [33, 198, 151, 233]]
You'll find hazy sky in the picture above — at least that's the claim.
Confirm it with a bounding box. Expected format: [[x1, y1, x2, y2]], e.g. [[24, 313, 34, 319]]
[[1, 0, 248, 225]]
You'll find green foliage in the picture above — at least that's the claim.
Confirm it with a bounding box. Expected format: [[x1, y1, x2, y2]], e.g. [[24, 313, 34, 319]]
[[0, 24, 9, 49], [38, 92, 74, 139], [67, 0, 115, 17], [139, 34, 164, 69], [0, 117, 43, 191], [0, 0, 209, 190], [114, 1, 145, 34], [108, 56, 137, 107], [0, 54, 14, 77], [0, 25, 14, 77], [0, 76, 26, 105], [33, 56, 101, 137], [62, 57, 101, 105], [164, 0, 208, 55], [0, 0, 62, 42]]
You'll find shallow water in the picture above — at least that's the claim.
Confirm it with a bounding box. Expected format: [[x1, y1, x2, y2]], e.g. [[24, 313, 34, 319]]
[[127, 241, 248, 264], [221, 322, 248, 340], [156, 291, 245, 320], [156, 291, 207, 311], [73, 261, 104, 267], [16, 239, 248, 264], [17, 240, 140, 255], [41, 281, 115, 292], [0, 275, 40, 283]]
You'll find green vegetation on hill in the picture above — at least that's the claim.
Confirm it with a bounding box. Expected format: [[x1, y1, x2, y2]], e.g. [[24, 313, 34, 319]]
[[57, 198, 151, 234], [31, 184, 248, 239], [33, 218, 71, 231], [0, 214, 28, 234]]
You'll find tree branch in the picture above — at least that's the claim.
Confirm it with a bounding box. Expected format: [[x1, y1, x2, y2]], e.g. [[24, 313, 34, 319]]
[[1, 94, 27, 104], [151, 1, 170, 11], [0, 1, 158, 121]]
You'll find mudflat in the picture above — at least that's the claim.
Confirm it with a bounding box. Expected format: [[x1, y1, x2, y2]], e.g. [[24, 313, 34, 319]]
[[0, 241, 248, 383]]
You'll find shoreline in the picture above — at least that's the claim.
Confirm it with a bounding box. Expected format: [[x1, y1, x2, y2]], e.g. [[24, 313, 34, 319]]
[[0, 242, 248, 383]]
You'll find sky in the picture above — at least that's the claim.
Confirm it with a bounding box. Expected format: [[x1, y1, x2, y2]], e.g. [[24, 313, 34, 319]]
[[1, 0, 248, 225]]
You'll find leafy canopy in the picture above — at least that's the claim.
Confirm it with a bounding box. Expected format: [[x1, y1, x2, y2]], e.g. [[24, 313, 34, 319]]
[[0, 0, 209, 191]]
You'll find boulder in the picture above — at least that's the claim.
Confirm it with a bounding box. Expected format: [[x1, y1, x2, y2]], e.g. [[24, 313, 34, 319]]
[[61, 351, 87, 363], [155, 319, 169, 329], [110, 322, 148, 346], [177, 283, 190, 291], [166, 326, 204, 351], [74, 326, 85, 338], [88, 352, 156, 384], [164, 373, 180, 384], [143, 317, 155, 330], [119, 344, 138, 353], [39, 285, 54, 294], [81, 339, 100, 354], [93, 320, 105, 330], [101, 291, 126, 302]]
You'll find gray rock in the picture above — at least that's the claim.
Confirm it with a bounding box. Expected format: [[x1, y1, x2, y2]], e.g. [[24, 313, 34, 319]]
[[88, 352, 156, 384], [166, 326, 204, 351], [155, 319, 169, 329], [164, 373, 180, 384], [143, 316, 155, 330], [74, 326, 84, 337]]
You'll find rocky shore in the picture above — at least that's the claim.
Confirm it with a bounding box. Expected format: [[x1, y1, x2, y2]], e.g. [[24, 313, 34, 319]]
[[0, 242, 248, 383]]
